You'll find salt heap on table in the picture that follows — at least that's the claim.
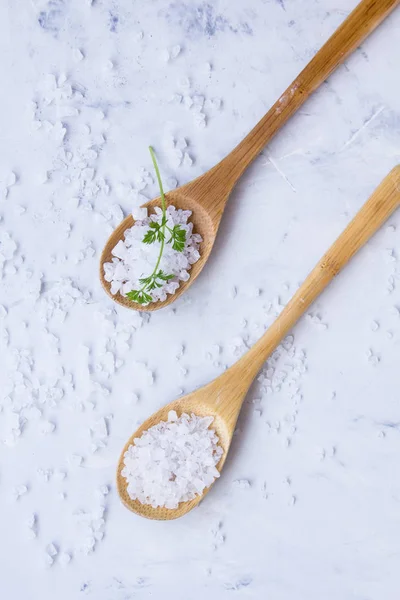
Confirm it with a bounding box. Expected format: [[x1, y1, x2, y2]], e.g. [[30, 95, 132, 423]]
[[103, 205, 202, 303], [121, 411, 223, 509]]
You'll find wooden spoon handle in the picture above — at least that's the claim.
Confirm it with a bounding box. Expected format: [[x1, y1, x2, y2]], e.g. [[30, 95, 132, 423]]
[[215, 0, 400, 190], [237, 167, 400, 379]]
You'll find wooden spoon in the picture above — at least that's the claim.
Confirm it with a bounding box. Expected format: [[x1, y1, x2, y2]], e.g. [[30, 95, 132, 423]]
[[117, 167, 400, 519], [101, 0, 399, 311]]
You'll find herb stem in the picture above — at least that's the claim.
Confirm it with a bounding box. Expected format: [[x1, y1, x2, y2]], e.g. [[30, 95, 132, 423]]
[[149, 146, 166, 213], [126, 147, 187, 305], [135, 147, 167, 298], [148, 145, 168, 274]]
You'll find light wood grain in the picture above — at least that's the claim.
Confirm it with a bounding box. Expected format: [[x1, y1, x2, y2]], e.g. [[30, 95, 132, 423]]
[[117, 167, 400, 519], [100, 0, 400, 311]]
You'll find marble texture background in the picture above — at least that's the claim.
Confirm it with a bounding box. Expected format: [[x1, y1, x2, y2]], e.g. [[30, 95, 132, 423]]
[[1, 0, 400, 598]]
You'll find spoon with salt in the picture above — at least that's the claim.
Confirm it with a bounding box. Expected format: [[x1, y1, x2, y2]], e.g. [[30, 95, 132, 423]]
[[101, 0, 400, 311], [117, 167, 400, 519]]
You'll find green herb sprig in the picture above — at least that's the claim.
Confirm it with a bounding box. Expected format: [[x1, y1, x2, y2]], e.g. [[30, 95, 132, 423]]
[[126, 147, 187, 305]]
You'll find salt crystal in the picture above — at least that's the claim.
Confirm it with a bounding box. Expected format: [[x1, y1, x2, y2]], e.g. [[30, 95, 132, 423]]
[[178, 77, 191, 89], [194, 113, 207, 129], [37, 468, 53, 482], [70, 454, 84, 467], [41, 420, 56, 434], [97, 485, 109, 496], [210, 97, 222, 110], [59, 552, 72, 566], [132, 206, 148, 221], [183, 152, 193, 167], [92, 505, 105, 519], [169, 93, 182, 104], [170, 45, 181, 59], [46, 543, 58, 557], [73, 48, 84, 61], [27, 514, 36, 528], [233, 479, 251, 489], [44, 554, 54, 567], [13, 484, 28, 500], [7, 172, 17, 186], [82, 536, 96, 554]]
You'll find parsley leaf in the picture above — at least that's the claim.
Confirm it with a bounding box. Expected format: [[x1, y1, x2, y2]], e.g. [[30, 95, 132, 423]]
[[126, 289, 153, 305], [168, 224, 186, 252]]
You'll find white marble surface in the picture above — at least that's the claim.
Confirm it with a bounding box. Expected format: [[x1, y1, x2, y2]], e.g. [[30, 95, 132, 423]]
[[1, 0, 400, 598]]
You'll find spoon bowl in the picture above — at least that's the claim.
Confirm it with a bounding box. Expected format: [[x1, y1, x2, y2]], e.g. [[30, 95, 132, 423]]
[[116, 168, 400, 519], [100, 185, 221, 311], [116, 382, 234, 520]]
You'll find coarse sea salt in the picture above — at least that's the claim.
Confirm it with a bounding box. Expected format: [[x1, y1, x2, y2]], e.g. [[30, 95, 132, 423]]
[[121, 411, 223, 509], [103, 205, 202, 303]]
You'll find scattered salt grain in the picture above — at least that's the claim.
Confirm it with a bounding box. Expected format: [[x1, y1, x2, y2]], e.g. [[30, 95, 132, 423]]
[[209, 97, 222, 110], [183, 95, 194, 109], [47, 543, 58, 557], [178, 76, 191, 89], [97, 485, 109, 496], [183, 152, 193, 167], [170, 45, 181, 59], [37, 468, 52, 482], [121, 412, 223, 509], [13, 484, 28, 500], [27, 513, 38, 539], [8, 171, 17, 187], [41, 420, 56, 434], [194, 113, 207, 129], [82, 536, 96, 555], [70, 454, 84, 467], [73, 48, 84, 62], [59, 552, 72, 567], [370, 320, 380, 331], [233, 479, 251, 489], [53, 469, 67, 481], [44, 554, 54, 567]]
